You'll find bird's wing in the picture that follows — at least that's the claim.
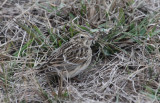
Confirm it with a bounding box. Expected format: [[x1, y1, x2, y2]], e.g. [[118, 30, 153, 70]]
[[46, 42, 72, 66], [38, 42, 90, 71], [63, 44, 90, 65], [47, 42, 90, 66]]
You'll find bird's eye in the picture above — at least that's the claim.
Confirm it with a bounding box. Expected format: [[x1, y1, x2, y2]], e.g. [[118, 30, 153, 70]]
[[80, 36, 84, 39]]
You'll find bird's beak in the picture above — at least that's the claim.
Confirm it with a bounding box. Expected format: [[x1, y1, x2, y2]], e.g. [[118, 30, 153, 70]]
[[88, 36, 94, 40]]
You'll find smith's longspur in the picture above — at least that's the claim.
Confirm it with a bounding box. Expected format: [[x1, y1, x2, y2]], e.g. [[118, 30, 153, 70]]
[[38, 33, 94, 78]]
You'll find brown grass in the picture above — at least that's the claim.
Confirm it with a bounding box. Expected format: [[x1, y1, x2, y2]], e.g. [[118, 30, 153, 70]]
[[0, 0, 160, 103]]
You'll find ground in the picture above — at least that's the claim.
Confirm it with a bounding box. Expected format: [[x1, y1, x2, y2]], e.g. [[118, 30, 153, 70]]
[[0, 0, 160, 103]]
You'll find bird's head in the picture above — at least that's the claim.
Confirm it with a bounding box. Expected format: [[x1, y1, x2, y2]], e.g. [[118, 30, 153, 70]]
[[70, 33, 94, 47]]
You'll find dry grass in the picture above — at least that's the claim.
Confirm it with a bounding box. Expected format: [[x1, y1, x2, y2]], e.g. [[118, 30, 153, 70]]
[[0, 0, 160, 103]]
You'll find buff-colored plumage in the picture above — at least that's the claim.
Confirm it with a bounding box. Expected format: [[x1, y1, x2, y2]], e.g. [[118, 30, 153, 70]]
[[39, 33, 94, 78]]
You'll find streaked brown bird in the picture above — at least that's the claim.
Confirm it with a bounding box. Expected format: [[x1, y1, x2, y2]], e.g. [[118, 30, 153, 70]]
[[39, 33, 94, 78]]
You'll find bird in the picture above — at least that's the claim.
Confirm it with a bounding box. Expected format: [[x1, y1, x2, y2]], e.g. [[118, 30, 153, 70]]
[[38, 33, 94, 79]]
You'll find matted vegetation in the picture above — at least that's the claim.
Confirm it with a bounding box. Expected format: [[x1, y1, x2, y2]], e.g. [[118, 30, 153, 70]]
[[0, 0, 160, 103]]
